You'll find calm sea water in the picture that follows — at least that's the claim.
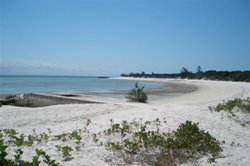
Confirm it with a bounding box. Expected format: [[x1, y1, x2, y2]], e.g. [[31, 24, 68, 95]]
[[0, 75, 164, 94]]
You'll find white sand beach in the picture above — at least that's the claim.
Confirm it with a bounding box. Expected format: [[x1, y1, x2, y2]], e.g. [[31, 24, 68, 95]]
[[1, 78, 250, 166]]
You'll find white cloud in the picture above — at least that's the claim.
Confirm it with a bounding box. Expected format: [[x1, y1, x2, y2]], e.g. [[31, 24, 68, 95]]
[[0, 59, 118, 76]]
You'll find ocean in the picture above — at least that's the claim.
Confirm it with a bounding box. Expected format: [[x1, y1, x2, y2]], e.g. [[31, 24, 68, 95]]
[[0, 75, 164, 94]]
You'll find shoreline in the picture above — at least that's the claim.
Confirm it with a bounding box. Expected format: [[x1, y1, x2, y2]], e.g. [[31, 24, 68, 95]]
[[0, 77, 198, 105], [1, 77, 250, 106], [73, 78, 198, 101], [110, 77, 250, 105], [1, 79, 250, 165], [1, 77, 249, 106]]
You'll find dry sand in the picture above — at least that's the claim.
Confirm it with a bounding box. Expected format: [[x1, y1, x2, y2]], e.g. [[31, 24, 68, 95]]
[[1, 78, 250, 165]]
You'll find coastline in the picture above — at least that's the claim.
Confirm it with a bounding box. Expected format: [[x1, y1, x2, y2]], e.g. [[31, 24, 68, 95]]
[[110, 77, 250, 105], [74, 77, 198, 101], [0, 77, 198, 105], [1, 79, 250, 165]]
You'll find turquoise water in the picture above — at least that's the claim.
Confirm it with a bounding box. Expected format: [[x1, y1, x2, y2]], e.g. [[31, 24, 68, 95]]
[[0, 75, 164, 94]]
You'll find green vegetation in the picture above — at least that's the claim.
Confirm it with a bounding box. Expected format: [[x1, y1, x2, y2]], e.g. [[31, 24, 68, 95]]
[[0, 146, 59, 166], [125, 82, 148, 102], [104, 119, 222, 165], [61, 146, 73, 157], [0, 128, 60, 166], [1, 117, 223, 165], [121, 67, 250, 82], [209, 97, 250, 113], [209, 97, 250, 126]]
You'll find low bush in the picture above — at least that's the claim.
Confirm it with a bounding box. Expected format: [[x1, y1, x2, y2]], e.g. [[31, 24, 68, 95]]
[[209, 97, 250, 126], [125, 82, 148, 102], [1, 118, 223, 166], [209, 97, 250, 113], [105, 119, 222, 165]]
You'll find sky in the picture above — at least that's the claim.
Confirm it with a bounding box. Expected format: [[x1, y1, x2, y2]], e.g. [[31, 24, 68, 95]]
[[0, 0, 249, 76]]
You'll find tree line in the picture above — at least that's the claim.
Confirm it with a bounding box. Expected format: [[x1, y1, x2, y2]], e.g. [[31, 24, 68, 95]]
[[121, 66, 250, 82]]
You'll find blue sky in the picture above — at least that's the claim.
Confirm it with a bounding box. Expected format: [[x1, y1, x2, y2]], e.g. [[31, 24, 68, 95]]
[[1, 0, 249, 76]]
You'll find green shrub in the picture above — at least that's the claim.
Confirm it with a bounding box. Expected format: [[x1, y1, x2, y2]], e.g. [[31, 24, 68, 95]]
[[172, 121, 222, 155], [0, 129, 60, 166], [211, 97, 250, 113], [0, 118, 223, 166], [209, 97, 250, 126], [0, 145, 59, 166], [125, 82, 148, 102], [104, 119, 222, 165]]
